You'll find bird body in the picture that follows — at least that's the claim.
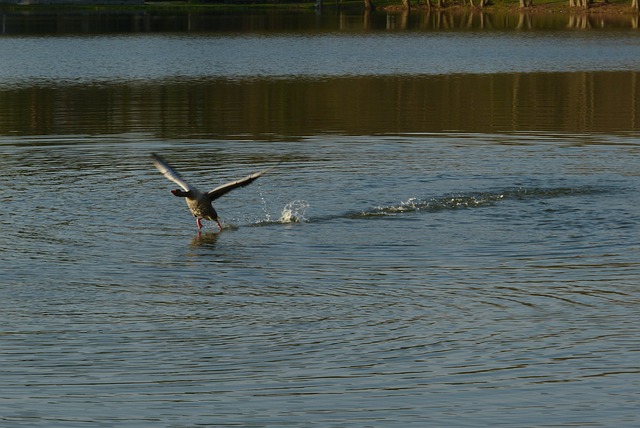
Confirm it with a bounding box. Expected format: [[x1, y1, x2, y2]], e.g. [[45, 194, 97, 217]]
[[177, 188, 219, 229], [152, 153, 273, 230]]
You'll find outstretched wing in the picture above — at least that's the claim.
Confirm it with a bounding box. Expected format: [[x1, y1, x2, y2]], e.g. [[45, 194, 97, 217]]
[[151, 153, 194, 192], [206, 166, 276, 201]]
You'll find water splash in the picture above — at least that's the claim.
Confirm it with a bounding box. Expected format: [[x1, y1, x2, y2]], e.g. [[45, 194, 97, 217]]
[[279, 200, 309, 223], [257, 186, 272, 223], [354, 192, 504, 218]]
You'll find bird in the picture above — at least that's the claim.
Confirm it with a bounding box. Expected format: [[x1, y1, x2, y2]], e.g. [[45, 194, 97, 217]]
[[151, 153, 275, 230]]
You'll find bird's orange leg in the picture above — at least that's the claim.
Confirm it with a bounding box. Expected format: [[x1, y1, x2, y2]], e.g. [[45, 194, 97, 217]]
[[215, 219, 223, 231], [196, 218, 203, 229]]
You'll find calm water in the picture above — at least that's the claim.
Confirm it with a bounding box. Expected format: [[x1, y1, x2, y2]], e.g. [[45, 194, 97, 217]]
[[1, 9, 640, 427]]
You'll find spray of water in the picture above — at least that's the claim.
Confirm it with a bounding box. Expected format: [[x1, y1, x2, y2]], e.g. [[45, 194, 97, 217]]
[[259, 191, 271, 223], [279, 200, 309, 223]]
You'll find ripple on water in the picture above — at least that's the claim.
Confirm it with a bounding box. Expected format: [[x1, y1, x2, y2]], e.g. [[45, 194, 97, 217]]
[[1, 134, 639, 426]]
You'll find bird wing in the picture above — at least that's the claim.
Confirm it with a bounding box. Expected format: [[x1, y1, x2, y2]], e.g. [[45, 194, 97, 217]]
[[151, 153, 194, 192], [206, 166, 276, 201]]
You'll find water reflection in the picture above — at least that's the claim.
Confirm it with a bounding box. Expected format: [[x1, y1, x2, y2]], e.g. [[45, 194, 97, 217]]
[[1, 8, 639, 35], [190, 231, 220, 248], [2, 72, 638, 138]]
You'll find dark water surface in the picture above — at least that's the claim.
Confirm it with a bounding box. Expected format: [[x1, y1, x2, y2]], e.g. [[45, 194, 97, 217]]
[[1, 9, 639, 427]]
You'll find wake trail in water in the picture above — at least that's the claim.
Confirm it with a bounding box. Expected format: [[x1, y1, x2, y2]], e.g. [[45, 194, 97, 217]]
[[253, 186, 606, 228], [348, 186, 604, 219]]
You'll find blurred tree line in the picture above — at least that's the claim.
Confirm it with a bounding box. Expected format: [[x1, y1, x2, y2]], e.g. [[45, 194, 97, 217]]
[[142, 0, 637, 12]]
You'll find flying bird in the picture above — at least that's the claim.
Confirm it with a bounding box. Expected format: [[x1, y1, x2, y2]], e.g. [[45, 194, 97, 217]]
[[152, 153, 274, 230]]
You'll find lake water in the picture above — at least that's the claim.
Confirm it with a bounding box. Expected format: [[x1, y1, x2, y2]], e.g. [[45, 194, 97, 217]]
[[1, 8, 639, 427]]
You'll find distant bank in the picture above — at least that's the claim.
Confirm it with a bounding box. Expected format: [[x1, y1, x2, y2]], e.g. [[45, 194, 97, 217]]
[[1, 0, 637, 16], [1, 0, 144, 4]]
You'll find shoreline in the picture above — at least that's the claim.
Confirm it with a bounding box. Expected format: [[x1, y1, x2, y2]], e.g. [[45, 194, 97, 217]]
[[384, 0, 639, 15], [0, 0, 638, 15]]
